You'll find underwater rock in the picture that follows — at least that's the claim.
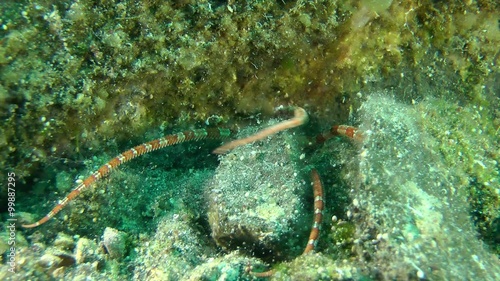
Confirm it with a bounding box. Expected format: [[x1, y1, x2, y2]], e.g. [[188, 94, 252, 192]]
[[206, 119, 309, 258], [37, 253, 64, 270], [102, 227, 127, 260], [133, 216, 216, 280], [348, 94, 500, 280], [53, 232, 75, 251], [37, 249, 75, 274], [37, 236, 77, 275], [186, 251, 263, 280], [75, 237, 100, 264]]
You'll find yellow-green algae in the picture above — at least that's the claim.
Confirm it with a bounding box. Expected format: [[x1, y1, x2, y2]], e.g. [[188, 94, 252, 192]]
[[1, 0, 499, 280]]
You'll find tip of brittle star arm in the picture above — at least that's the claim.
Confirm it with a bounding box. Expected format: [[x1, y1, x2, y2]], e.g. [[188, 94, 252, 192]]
[[21, 221, 40, 229], [21, 215, 51, 228], [294, 107, 308, 124], [21, 224, 37, 228], [212, 147, 228, 154]]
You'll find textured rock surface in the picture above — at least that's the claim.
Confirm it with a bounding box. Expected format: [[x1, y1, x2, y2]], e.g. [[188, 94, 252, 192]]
[[133, 216, 216, 280], [206, 119, 310, 259], [102, 227, 127, 260], [186, 252, 264, 281], [74, 237, 100, 264], [347, 94, 500, 280]]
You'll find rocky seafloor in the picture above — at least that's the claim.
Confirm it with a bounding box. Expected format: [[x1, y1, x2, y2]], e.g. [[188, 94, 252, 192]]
[[2, 94, 500, 280]]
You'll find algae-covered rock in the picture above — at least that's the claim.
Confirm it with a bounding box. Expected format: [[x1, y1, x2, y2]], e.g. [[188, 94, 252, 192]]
[[75, 237, 101, 264], [186, 252, 264, 281], [102, 227, 127, 260], [133, 215, 216, 280], [347, 94, 500, 280], [53, 232, 75, 251], [206, 118, 310, 259]]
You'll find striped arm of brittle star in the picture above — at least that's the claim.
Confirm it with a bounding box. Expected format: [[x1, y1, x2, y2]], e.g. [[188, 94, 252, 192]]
[[22, 128, 233, 229], [303, 169, 324, 254], [316, 125, 364, 144], [213, 107, 308, 154], [249, 169, 324, 277]]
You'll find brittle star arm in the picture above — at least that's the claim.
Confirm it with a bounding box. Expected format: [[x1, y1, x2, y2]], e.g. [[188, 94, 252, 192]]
[[22, 128, 234, 228], [213, 107, 308, 154], [303, 168, 324, 254]]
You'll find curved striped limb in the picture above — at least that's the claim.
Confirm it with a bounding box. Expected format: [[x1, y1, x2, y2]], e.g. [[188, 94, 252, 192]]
[[249, 169, 324, 277], [213, 107, 308, 154], [22, 128, 233, 229], [303, 169, 324, 254]]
